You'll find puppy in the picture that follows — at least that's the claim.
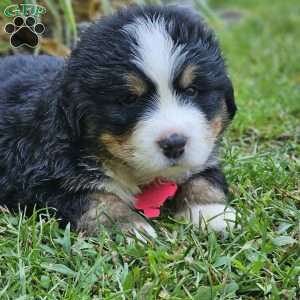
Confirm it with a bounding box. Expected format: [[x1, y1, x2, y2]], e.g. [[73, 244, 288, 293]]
[[0, 5, 237, 238]]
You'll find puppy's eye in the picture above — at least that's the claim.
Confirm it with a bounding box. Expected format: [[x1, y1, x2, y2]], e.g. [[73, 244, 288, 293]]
[[184, 87, 199, 97], [119, 95, 138, 105]]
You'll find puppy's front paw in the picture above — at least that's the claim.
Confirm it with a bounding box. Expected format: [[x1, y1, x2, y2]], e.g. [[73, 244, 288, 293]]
[[175, 203, 236, 233], [77, 193, 156, 241]]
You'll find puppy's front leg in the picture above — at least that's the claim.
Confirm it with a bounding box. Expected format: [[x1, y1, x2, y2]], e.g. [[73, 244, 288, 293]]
[[174, 167, 236, 232], [76, 193, 156, 238]]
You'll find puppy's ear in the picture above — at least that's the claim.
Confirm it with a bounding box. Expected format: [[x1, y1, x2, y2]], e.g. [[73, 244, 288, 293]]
[[224, 79, 237, 120]]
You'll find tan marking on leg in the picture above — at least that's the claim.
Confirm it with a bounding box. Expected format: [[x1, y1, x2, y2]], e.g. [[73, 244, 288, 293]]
[[176, 177, 226, 208], [76, 193, 129, 234], [173, 177, 236, 232], [77, 193, 156, 238]]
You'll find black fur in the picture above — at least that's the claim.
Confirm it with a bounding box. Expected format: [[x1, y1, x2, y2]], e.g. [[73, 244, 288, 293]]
[[0, 55, 96, 226], [0, 5, 236, 230], [199, 167, 229, 194]]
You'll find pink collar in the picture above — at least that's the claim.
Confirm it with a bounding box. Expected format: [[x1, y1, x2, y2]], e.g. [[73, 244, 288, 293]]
[[134, 180, 178, 218]]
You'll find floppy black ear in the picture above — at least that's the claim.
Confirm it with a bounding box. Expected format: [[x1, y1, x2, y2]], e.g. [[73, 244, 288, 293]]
[[224, 79, 237, 120]]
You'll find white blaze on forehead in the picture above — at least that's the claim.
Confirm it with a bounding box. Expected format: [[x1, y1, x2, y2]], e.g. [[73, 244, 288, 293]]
[[122, 16, 216, 179], [123, 17, 185, 95]]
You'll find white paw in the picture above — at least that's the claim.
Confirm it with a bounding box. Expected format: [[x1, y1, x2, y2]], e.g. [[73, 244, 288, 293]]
[[175, 203, 236, 232], [199, 204, 236, 232]]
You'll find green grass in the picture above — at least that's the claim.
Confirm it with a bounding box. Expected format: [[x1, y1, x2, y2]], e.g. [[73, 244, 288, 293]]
[[0, 0, 300, 299]]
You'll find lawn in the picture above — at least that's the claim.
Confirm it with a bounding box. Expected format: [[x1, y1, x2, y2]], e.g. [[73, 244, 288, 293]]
[[0, 0, 299, 299]]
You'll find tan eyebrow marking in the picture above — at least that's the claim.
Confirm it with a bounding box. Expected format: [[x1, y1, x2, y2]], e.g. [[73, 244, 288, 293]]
[[125, 73, 148, 96], [179, 65, 197, 88]]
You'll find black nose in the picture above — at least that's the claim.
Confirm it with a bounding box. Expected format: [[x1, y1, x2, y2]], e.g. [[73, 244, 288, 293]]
[[158, 133, 187, 159]]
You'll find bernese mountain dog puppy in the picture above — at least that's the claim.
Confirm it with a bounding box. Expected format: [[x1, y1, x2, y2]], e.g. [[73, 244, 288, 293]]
[[0, 5, 237, 238]]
